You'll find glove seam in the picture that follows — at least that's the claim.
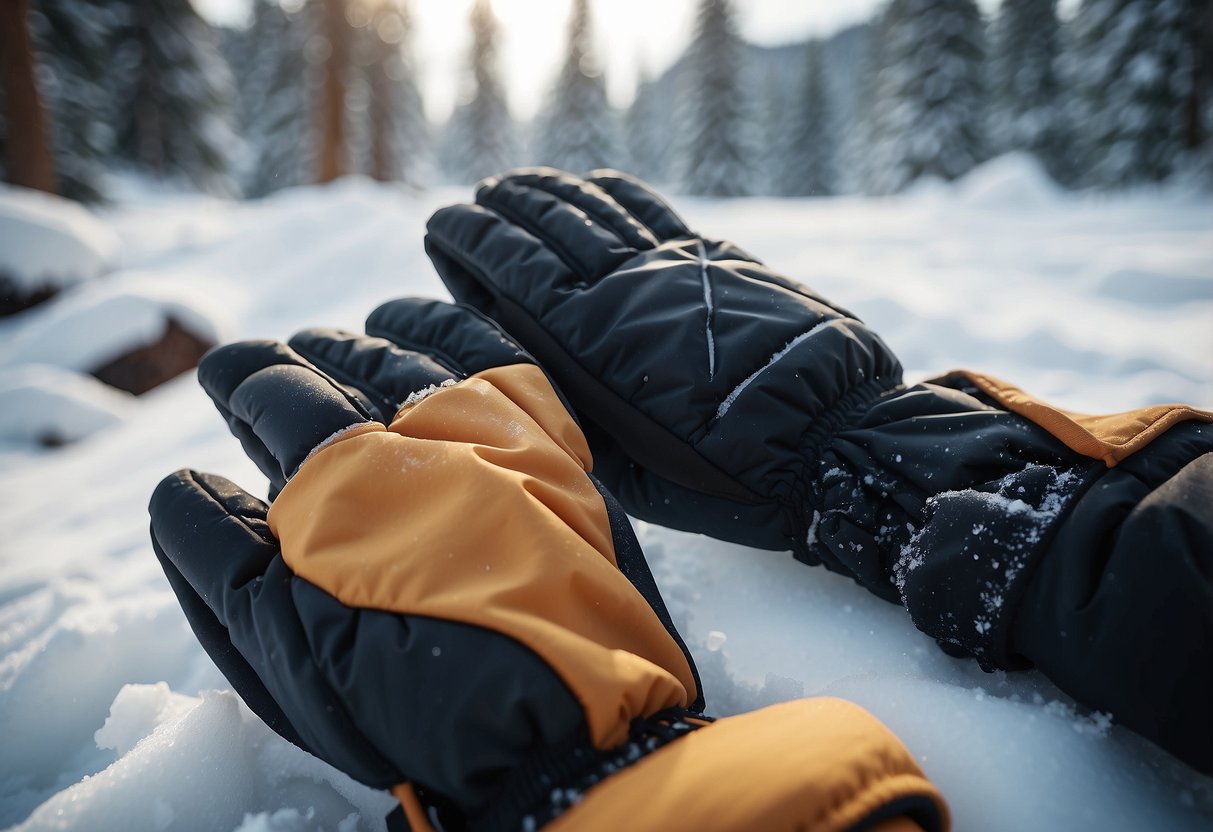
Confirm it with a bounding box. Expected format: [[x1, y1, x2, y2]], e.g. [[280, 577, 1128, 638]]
[[477, 187, 595, 285]]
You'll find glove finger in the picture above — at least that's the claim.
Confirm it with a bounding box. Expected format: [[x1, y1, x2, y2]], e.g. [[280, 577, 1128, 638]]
[[490, 169, 660, 251], [287, 326, 457, 423], [365, 297, 533, 377], [150, 469, 398, 786], [475, 169, 639, 281], [149, 468, 311, 752], [425, 202, 579, 320], [199, 342, 372, 487], [585, 169, 694, 241], [150, 469, 280, 629]]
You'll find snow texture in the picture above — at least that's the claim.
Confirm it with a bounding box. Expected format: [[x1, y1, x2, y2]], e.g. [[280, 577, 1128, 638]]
[[1, 170, 1211, 830], [0, 186, 120, 290]]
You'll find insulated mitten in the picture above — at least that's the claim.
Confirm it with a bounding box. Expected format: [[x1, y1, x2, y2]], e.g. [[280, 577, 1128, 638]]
[[149, 298, 949, 831], [424, 169, 1213, 775]]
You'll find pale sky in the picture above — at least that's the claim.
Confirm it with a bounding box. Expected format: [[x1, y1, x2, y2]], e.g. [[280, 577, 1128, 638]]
[[194, 0, 1038, 122]]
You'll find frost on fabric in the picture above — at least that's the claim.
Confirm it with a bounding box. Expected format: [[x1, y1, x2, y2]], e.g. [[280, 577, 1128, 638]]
[[893, 466, 1081, 657], [400, 377, 458, 409]]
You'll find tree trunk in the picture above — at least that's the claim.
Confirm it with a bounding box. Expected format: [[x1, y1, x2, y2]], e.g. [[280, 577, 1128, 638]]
[[318, 0, 348, 182], [0, 0, 58, 193], [1186, 1, 1212, 150], [368, 62, 392, 181]]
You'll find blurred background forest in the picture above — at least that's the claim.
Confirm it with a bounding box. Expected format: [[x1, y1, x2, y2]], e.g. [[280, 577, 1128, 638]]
[[1, 0, 1211, 204]]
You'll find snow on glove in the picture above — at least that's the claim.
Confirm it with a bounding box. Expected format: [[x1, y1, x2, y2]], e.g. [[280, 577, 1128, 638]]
[[149, 298, 949, 831], [424, 169, 1213, 775]]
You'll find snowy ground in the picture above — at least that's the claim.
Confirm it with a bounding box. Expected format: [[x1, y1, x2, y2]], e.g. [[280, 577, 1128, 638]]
[[2, 160, 1211, 830]]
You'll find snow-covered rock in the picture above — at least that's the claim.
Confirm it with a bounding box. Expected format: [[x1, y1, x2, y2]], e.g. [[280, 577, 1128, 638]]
[[0, 365, 136, 446], [0, 274, 224, 376], [0, 185, 120, 296], [955, 152, 1061, 210]]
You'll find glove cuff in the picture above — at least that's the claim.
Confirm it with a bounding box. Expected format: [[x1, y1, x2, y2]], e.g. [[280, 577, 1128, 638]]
[[472, 707, 708, 832], [895, 464, 1091, 670], [539, 698, 948, 832]]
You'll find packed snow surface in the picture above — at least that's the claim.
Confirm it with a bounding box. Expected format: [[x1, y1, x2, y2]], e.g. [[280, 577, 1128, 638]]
[[2, 166, 1211, 830], [0, 186, 120, 289]]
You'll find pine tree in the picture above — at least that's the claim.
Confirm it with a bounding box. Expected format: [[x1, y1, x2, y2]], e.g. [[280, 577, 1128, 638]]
[[680, 0, 753, 196], [442, 0, 515, 183], [22, 0, 124, 201], [236, 0, 316, 197], [754, 63, 789, 195], [781, 39, 837, 196], [865, 0, 987, 194], [350, 0, 428, 185], [988, 0, 1067, 181], [533, 0, 620, 173], [624, 70, 668, 182], [110, 0, 240, 195], [1068, 0, 1200, 187], [851, 10, 892, 195]]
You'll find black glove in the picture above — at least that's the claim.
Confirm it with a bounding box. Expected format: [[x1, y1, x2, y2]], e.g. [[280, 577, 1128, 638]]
[[424, 170, 1082, 597], [423, 168, 1213, 779], [149, 297, 948, 830], [423, 169, 905, 557]]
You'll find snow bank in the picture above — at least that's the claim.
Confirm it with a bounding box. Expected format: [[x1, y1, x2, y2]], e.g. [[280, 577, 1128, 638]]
[[14, 685, 395, 832], [2, 181, 1211, 831], [955, 152, 1061, 210], [0, 274, 227, 374], [0, 186, 120, 290], [0, 365, 136, 446]]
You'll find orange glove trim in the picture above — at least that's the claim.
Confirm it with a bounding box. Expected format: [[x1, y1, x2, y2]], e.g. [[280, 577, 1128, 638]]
[[942, 370, 1213, 467], [544, 698, 949, 832], [267, 363, 696, 750]]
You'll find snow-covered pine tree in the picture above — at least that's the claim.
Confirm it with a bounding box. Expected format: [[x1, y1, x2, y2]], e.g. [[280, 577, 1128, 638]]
[[988, 0, 1067, 182], [624, 69, 669, 182], [23, 0, 122, 201], [865, 0, 986, 194], [1068, 0, 1200, 187], [781, 39, 837, 196], [236, 0, 316, 197], [851, 9, 892, 195], [110, 0, 241, 195], [754, 63, 790, 195], [533, 0, 621, 173], [350, 0, 428, 186], [442, 0, 515, 184], [679, 0, 753, 196]]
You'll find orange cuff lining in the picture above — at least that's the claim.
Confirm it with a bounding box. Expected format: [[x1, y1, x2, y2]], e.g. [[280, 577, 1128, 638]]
[[945, 370, 1213, 467]]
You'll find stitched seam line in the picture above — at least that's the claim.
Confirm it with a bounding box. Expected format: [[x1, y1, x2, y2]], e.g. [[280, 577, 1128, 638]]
[[698, 241, 716, 381], [517, 176, 656, 250], [478, 192, 594, 284], [711, 317, 847, 424]]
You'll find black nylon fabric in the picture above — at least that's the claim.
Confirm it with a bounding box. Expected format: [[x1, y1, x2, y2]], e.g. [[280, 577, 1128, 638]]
[[1013, 423, 1213, 775]]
